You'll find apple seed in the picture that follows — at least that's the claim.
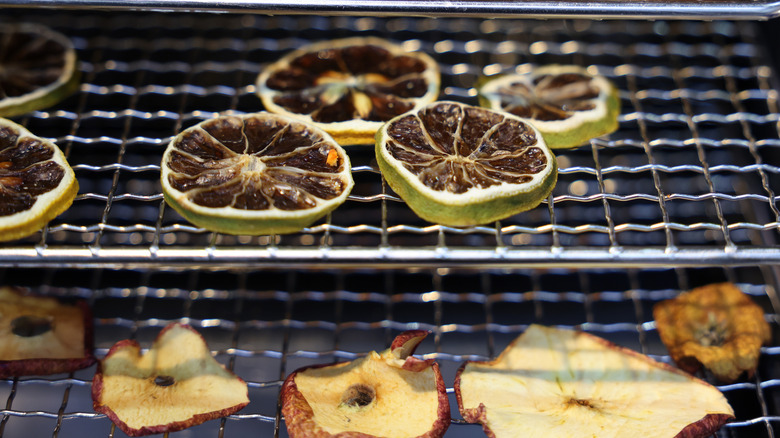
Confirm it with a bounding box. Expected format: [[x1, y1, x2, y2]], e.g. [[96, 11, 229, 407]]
[[154, 375, 176, 387], [340, 383, 375, 408], [11, 315, 53, 337]]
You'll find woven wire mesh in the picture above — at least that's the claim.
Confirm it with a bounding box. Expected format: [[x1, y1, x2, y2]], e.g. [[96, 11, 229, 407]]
[[0, 12, 777, 267], [0, 265, 777, 437]]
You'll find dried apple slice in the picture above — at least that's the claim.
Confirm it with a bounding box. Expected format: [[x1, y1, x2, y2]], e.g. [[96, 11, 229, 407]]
[[281, 330, 450, 438], [455, 324, 734, 438], [92, 323, 249, 437], [0, 286, 95, 377], [653, 282, 771, 383]]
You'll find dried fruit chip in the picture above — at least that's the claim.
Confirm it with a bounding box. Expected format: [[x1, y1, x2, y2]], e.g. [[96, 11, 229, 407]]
[[455, 324, 734, 438], [0, 117, 79, 241], [161, 112, 354, 235], [478, 65, 620, 149], [653, 282, 771, 383], [92, 323, 249, 437], [281, 330, 450, 438], [257, 37, 440, 145], [0, 286, 95, 377], [0, 23, 80, 117], [375, 100, 557, 226]]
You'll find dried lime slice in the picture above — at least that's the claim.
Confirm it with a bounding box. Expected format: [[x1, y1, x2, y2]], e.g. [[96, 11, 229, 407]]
[[0, 23, 80, 117], [0, 117, 79, 241], [161, 112, 354, 235], [478, 65, 620, 149], [376, 101, 557, 226], [256, 37, 440, 146]]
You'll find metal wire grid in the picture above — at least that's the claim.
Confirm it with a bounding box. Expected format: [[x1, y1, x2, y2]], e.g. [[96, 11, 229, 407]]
[[0, 13, 776, 268], [0, 265, 775, 437]]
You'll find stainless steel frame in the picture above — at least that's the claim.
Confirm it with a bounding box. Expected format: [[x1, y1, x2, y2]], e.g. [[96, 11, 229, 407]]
[[2, 0, 780, 20]]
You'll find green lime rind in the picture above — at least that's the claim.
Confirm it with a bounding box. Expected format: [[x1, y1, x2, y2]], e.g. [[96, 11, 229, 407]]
[[0, 69, 81, 118], [163, 191, 342, 236], [376, 134, 558, 227]]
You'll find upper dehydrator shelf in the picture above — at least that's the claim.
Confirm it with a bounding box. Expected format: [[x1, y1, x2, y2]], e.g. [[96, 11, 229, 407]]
[[1, 13, 779, 270], [3, 0, 780, 20]]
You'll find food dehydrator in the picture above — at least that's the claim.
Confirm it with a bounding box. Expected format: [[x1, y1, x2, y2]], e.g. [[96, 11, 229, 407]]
[[0, 3, 778, 437]]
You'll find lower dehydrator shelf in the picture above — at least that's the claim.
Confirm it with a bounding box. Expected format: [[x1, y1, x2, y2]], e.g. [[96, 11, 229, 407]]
[[0, 266, 777, 437]]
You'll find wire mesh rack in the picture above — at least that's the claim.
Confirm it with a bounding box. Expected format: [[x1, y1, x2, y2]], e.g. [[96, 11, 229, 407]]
[[0, 265, 777, 437], [0, 11, 779, 269], [0, 9, 778, 438]]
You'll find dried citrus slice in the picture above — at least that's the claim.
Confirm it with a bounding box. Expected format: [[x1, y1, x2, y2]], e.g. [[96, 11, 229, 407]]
[[161, 112, 354, 235], [0, 23, 80, 117], [256, 37, 440, 146], [478, 65, 620, 149], [375, 101, 557, 226], [0, 118, 78, 242]]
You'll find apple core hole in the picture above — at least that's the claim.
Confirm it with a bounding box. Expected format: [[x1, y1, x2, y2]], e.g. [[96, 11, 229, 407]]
[[154, 375, 175, 387], [341, 383, 375, 408], [11, 315, 53, 337]]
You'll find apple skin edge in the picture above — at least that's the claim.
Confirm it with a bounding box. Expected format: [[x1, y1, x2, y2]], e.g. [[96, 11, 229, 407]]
[[281, 330, 451, 438], [0, 299, 96, 378], [453, 327, 735, 438], [91, 323, 249, 437]]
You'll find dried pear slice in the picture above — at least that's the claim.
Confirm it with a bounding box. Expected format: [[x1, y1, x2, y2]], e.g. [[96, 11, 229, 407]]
[[0, 117, 78, 242], [257, 37, 440, 146], [478, 65, 620, 149], [0, 23, 80, 117], [161, 112, 354, 235], [375, 101, 557, 226], [455, 324, 734, 438], [653, 282, 772, 383]]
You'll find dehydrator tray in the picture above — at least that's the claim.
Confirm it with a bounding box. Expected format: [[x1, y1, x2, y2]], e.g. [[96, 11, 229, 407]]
[[0, 265, 777, 437], [2, 0, 780, 20], [1, 12, 779, 270]]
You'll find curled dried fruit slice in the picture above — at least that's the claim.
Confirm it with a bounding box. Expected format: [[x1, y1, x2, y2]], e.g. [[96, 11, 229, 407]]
[[375, 101, 557, 226], [478, 65, 620, 149], [161, 112, 354, 235], [0, 23, 80, 117], [455, 324, 734, 438], [281, 330, 450, 438], [0, 117, 79, 241], [653, 282, 771, 383], [92, 323, 249, 437], [0, 286, 95, 377], [257, 37, 440, 145]]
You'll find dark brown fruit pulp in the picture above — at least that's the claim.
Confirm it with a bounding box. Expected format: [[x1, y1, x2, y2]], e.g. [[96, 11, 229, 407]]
[[166, 116, 348, 210], [384, 102, 548, 194], [266, 43, 430, 123], [499, 73, 599, 121], [0, 126, 64, 217], [0, 28, 67, 99]]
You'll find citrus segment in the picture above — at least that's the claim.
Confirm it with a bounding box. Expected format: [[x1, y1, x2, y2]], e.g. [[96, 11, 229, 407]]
[[376, 101, 557, 226], [478, 65, 620, 149], [0, 23, 80, 117], [161, 112, 354, 235], [257, 37, 440, 146], [0, 117, 78, 242]]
